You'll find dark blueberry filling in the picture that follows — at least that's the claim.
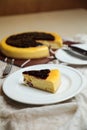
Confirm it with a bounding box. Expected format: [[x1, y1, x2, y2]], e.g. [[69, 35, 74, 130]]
[[23, 69, 50, 79], [6, 32, 54, 48]]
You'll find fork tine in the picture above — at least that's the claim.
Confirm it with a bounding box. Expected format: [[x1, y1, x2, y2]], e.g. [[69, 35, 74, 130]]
[[4, 57, 8, 62], [11, 59, 15, 64]]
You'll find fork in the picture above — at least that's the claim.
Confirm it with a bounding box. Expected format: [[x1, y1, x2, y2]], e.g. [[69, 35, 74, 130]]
[[1, 58, 15, 78]]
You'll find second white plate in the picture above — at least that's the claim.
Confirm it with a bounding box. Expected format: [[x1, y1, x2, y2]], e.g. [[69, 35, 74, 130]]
[[55, 49, 87, 65]]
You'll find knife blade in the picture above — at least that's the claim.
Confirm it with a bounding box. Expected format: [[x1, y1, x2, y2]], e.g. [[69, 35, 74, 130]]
[[68, 45, 87, 56], [63, 44, 87, 58]]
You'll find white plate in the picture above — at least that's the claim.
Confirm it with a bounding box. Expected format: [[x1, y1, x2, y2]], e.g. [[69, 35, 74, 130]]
[[55, 43, 87, 65], [2, 64, 86, 105]]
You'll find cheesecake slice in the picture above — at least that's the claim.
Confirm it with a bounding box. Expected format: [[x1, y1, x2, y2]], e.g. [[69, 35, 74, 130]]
[[22, 69, 61, 93]]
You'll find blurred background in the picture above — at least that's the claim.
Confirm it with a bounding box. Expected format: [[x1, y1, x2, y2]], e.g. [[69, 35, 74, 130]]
[[0, 0, 87, 16]]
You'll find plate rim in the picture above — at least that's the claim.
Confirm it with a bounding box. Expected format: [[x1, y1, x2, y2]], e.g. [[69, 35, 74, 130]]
[[55, 49, 87, 65]]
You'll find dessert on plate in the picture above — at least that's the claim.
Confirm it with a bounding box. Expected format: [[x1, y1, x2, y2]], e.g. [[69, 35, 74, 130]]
[[22, 69, 61, 93], [0, 32, 63, 59]]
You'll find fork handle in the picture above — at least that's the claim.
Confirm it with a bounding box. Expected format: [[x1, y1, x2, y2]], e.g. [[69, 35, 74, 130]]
[[2, 59, 14, 77], [3, 64, 12, 76]]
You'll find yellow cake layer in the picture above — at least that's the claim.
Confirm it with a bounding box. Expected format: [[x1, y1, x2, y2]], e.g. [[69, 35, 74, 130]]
[[23, 69, 61, 93]]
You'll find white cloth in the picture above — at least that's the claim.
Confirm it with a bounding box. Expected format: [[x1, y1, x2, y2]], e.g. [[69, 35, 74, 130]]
[[0, 34, 87, 130]]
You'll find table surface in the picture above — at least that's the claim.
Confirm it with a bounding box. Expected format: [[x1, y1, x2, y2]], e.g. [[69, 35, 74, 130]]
[[0, 9, 87, 39], [0, 9, 87, 130]]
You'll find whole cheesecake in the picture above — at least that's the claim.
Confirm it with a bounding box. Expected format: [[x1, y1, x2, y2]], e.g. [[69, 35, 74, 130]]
[[22, 69, 61, 93], [0, 32, 63, 59]]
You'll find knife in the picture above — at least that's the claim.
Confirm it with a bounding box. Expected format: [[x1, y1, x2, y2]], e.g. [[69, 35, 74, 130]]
[[68, 45, 87, 56], [63, 44, 87, 57]]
